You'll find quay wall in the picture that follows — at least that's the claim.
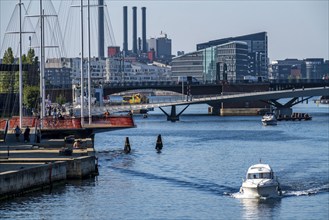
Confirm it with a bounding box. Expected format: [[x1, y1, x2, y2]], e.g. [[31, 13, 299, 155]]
[[220, 108, 261, 116], [0, 156, 97, 199], [0, 162, 66, 199], [66, 156, 97, 179]]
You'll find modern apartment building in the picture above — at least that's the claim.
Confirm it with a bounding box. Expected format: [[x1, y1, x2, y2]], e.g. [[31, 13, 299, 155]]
[[269, 58, 328, 80], [45, 57, 107, 88], [70, 57, 106, 85], [105, 57, 171, 83], [45, 58, 72, 88], [304, 58, 326, 79]]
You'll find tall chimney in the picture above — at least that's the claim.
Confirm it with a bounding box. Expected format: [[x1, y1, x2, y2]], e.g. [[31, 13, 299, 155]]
[[132, 6, 137, 54], [98, 0, 104, 58], [142, 7, 147, 53], [123, 6, 128, 53]]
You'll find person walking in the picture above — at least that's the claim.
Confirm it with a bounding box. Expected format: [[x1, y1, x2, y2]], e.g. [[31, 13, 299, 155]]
[[14, 125, 22, 142], [23, 126, 30, 142]]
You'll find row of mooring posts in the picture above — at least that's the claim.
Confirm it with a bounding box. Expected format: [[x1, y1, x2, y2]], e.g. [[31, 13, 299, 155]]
[[124, 134, 163, 153]]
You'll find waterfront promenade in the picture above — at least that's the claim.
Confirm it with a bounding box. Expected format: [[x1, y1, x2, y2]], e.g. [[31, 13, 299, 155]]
[[0, 135, 98, 200]]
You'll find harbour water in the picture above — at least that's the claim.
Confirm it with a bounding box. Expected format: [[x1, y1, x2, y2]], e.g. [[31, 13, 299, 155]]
[[0, 101, 328, 219]]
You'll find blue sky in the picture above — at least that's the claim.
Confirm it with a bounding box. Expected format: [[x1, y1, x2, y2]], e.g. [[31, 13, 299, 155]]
[[1, 0, 328, 61]]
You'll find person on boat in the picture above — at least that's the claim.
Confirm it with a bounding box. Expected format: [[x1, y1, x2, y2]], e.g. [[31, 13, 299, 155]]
[[23, 126, 30, 143], [14, 125, 22, 141], [69, 109, 74, 117], [73, 139, 81, 149], [58, 112, 64, 120], [104, 110, 110, 117]]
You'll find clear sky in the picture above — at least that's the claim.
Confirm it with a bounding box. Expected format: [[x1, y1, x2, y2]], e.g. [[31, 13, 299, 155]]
[[1, 0, 328, 61]]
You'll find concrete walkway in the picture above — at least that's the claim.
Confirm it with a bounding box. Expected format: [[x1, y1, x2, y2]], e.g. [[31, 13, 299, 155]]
[[1, 133, 96, 172], [0, 135, 98, 199]]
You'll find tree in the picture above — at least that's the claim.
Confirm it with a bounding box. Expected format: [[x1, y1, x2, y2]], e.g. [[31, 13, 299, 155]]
[[23, 85, 40, 111], [22, 48, 39, 86], [56, 94, 66, 105], [0, 47, 16, 93], [2, 47, 14, 64], [26, 48, 36, 64], [22, 54, 27, 64]]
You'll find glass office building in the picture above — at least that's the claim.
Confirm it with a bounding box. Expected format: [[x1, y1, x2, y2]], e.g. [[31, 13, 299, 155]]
[[197, 32, 268, 78], [171, 41, 248, 83]]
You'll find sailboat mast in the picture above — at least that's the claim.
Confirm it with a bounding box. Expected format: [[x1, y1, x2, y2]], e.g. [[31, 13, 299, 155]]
[[39, 0, 43, 123], [41, 9, 45, 120], [80, 0, 84, 125], [88, 0, 91, 124], [39, 0, 45, 126], [19, 0, 23, 128]]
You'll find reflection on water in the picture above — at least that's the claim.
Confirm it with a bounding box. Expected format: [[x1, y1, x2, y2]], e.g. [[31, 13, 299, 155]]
[[240, 198, 281, 220], [0, 103, 328, 219]]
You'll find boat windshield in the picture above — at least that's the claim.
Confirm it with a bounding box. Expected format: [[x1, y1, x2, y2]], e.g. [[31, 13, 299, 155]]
[[248, 172, 272, 179]]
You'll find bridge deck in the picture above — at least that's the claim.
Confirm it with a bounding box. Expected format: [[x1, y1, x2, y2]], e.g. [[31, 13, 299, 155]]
[[79, 87, 329, 115]]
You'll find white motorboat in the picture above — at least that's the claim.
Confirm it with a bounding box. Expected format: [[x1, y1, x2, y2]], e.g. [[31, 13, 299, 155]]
[[261, 112, 277, 126], [239, 163, 282, 198]]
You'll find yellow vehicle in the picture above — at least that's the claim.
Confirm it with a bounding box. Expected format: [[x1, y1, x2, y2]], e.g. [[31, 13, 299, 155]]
[[122, 93, 149, 104]]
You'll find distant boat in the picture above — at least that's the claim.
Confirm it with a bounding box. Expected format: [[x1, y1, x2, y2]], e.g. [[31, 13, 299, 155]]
[[239, 163, 282, 198], [277, 113, 312, 121], [261, 112, 277, 126], [319, 95, 329, 104]]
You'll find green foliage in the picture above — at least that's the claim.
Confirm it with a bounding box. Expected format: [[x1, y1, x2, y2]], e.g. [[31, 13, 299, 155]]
[[22, 54, 27, 63], [2, 47, 14, 64], [0, 73, 9, 93], [1, 47, 39, 93], [0, 71, 18, 93], [23, 86, 40, 110], [1, 47, 15, 92], [26, 48, 36, 64], [56, 94, 66, 105]]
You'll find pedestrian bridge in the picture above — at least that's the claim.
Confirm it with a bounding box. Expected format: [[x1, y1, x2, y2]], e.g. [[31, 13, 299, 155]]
[[86, 87, 328, 121]]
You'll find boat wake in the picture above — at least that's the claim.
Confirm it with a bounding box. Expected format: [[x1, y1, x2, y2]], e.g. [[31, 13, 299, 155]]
[[229, 183, 329, 199], [283, 183, 329, 197], [108, 166, 236, 196], [230, 191, 281, 200]]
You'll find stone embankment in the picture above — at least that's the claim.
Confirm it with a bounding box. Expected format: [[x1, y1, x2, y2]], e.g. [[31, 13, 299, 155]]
[[0, 135, 98, 200]]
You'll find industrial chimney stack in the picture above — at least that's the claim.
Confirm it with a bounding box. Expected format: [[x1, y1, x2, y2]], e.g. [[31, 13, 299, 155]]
[[142, 7, 147, 53], [132, 6, 137, 54], [123, 6, 128, 53], [98, 0, 104, 58]]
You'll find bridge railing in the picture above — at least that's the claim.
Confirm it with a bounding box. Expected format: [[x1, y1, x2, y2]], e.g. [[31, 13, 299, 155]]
[[102, 78, 328, 88], [147, 93, 250, 104]]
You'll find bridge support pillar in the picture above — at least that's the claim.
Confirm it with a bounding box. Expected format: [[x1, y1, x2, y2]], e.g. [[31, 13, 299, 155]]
[[159, 105, 190, 122], [262, 97, 313, 118], [208, 104, 221, 115], [168, 105, 179, 122], [273, 108, 292, 117]]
